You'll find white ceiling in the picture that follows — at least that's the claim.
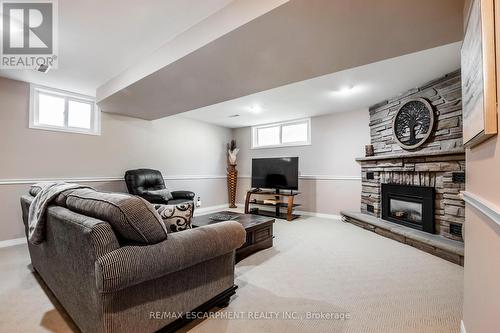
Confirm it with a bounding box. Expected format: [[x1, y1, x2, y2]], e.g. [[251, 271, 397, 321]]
[[96, 0, 288, 101], [0, 0, 234, 96], [97, 0, 463, 120], [180, 42, 462, 128]]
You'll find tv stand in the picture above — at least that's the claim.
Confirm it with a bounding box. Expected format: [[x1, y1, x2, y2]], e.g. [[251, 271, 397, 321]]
[[244, 189, 301, 221]]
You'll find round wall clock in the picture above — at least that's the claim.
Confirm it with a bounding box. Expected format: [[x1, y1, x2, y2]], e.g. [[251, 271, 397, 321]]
[[392, 98, 435, 150]]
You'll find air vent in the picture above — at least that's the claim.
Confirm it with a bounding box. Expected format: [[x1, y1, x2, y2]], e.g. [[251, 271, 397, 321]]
[[367, 204, 374, 213], [228, 114, 240, 118], [450, 223, 463, 238], [452, 172, 465, 183]]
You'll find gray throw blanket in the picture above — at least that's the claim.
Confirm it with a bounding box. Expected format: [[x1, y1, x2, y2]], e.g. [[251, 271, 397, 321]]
[[28, 182, 92, 244]]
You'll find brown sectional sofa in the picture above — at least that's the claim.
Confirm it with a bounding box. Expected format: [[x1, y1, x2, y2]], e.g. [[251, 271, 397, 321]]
[[20, 188, 245, 333]]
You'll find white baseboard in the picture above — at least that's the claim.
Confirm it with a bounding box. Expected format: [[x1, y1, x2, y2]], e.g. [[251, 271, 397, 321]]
[[460, 320, 466, 333], [193, 204, 232, 216], [0, 237, 26, 248], [295, 210, 342, 220], [238, 202, 341, 221]]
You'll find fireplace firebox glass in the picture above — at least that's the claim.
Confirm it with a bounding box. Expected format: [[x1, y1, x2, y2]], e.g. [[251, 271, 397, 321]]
[[389, 198, 423, 224], [381, 184, 435, 234]]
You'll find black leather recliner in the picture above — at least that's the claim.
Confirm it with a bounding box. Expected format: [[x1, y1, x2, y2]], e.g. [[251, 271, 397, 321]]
[[124, 169, 195, 205]]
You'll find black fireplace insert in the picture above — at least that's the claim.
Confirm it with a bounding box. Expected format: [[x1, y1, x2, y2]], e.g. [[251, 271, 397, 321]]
[[381, 184, 435, 233]]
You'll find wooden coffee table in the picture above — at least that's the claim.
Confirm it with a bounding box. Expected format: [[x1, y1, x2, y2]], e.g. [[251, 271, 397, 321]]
[[192, 211, 275, 262]]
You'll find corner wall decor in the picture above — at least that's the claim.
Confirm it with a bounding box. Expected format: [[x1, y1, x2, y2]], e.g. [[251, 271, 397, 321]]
[[461, 0, 497, 147], [392, 98, 435, 150]]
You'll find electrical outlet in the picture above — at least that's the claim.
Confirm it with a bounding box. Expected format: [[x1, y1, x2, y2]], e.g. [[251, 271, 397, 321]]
[[196, 197, 202, 207]]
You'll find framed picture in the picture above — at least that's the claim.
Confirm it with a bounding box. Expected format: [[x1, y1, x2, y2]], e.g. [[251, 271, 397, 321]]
[[461, 0, 497, 147]]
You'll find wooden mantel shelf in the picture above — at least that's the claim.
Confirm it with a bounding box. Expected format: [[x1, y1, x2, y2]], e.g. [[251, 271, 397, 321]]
[[355, 148, 465, 162]]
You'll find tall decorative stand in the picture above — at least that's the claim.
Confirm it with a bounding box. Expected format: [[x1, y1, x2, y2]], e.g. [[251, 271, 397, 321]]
[[227, 164, 238, 208]]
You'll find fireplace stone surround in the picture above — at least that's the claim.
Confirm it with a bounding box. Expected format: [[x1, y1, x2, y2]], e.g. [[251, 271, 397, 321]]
[[343, 149, 465, 265], [357, 149, 465, 241], [341, 70, 465, 265], [355, 70, 465, 242]]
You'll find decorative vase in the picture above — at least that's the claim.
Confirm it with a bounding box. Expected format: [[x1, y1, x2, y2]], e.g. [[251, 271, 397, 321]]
[[227, 164, 238, 208]]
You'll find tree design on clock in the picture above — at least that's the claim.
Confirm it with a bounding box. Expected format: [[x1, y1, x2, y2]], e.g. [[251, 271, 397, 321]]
[[393, 98, 435, 150]]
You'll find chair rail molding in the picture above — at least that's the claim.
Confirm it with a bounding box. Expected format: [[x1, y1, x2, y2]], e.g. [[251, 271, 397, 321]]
[[0, 175, 227, 185], [460, 191, 500, 227], [238, 175, 362, 181]]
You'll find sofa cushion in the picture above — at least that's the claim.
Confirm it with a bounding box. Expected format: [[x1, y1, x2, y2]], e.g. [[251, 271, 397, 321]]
[[65, 189, 167, 244], [153, 202, 193, 233], [29, 183, 81, 207]]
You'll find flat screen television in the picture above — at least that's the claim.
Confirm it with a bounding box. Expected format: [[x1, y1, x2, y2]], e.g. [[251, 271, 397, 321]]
[[251, 157, 299, 190]]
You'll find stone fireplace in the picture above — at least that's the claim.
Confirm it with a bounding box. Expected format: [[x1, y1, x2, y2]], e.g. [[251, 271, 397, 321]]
[[355, 70, 465, 242], [342, 70, 465, 265]]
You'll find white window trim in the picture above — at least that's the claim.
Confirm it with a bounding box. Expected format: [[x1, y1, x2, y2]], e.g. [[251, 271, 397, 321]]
[[251, 118, 311, 149], [29, 84, 101, 135]]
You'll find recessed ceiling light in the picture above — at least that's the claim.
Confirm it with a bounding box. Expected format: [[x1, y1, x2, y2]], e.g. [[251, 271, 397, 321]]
[[331, 85, 361, 96], [248, 104, 262, 113], [339, 86, 354, 93]]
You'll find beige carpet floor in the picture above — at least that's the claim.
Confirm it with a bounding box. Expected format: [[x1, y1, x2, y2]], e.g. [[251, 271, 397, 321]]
[[0, 216, 463, 333]]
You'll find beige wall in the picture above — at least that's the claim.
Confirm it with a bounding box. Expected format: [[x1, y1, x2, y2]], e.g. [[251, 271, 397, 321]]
[[463, 121, 500, 333], [0, 76, 369, 241], [461, 0, 500, 331], [232, 109, 370, 216], [0, 77, 233, 241]]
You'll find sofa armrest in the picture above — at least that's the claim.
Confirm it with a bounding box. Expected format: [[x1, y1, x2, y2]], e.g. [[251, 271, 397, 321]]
[[171, 190, 195, 200], [95, 221, 246, 293], [21, 195, 121, 259]]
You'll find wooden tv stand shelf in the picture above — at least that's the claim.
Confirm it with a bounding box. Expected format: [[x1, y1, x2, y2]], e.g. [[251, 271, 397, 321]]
[[244, 190, 301, 221]]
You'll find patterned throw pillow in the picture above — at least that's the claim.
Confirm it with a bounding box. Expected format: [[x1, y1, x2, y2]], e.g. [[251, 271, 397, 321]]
[[153, 202, 193, 233]]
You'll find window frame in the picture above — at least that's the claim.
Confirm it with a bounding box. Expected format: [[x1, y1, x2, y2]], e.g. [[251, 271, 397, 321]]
[[29, 84, 101, 135], [251, 118, 311, 149]]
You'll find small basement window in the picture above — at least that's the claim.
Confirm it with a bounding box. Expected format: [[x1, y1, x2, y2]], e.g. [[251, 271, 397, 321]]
[[29, 85, 100, 135], [252, 118, 311, 149]]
